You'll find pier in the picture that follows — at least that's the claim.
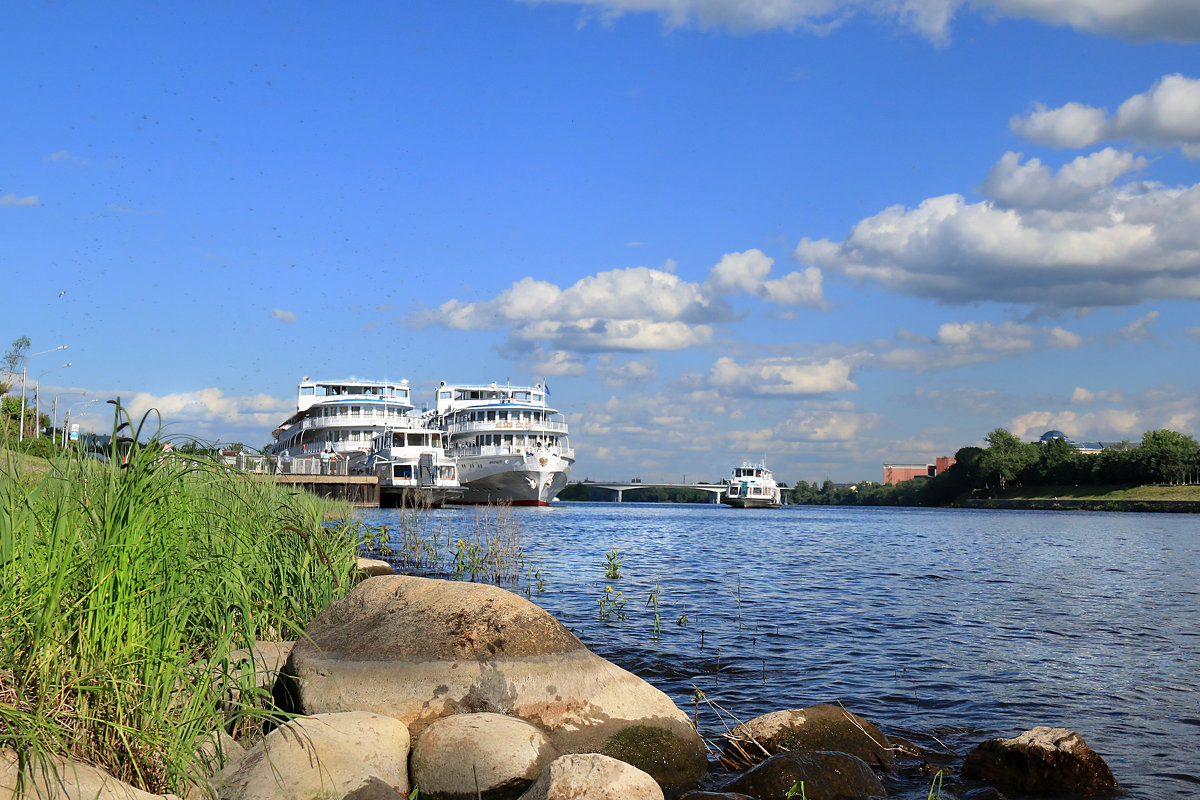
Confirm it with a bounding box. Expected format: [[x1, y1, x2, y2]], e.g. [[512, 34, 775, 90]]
[[565, 481, 727, 502]]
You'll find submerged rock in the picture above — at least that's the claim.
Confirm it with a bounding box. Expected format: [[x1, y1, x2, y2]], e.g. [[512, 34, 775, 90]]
[[277, 575, 707, 790], [962, 726, 1116, 796], [724, 705, 894, 768], [722, 750, 887, 800]]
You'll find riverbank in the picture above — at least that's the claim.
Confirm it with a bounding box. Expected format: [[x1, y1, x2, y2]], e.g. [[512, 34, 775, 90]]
[[963, 483, 1200, 511]]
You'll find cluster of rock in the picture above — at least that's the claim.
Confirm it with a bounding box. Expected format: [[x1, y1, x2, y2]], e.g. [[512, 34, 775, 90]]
[[0, 559, 1119, 800]]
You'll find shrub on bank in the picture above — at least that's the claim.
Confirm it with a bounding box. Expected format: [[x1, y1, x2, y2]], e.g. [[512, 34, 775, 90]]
[[0, 403, 361, 795]]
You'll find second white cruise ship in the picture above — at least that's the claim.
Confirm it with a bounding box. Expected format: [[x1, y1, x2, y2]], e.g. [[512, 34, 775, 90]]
[[429, 381, 574, 505]]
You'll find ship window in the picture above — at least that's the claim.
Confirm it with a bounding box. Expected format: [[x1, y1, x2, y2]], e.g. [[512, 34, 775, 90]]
[[533, 394, 542, 402], [301, 386, 314, 396], [350, 406, 360, 417], [440, 391, 451, 400], [394, 465, 412, 479], [487, 410, 496, 421], [499, 410, 508, 420]]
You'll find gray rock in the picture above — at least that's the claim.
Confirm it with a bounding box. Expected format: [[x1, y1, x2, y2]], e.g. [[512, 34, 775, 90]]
[[517, 754, 664, 800], [0, 750, 180, 800], [278, 575, 707, 790], [188, 728, 244, 788], [355, 557, 396, 582], [216, 710, 410, 800], [410, 712, 559, 800], [724, 705, 894, 768], [678, 793, 757, 800], [723, 750, 887, 800], [962, 726, 1116, 796], [222, 640, 294, 703]]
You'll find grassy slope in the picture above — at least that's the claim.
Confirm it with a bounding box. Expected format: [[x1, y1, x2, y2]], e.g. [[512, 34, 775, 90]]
[[997, 484, 1200, 501]]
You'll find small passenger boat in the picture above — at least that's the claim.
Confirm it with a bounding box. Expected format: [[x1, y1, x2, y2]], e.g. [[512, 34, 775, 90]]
[[723, 462, 783, 508]]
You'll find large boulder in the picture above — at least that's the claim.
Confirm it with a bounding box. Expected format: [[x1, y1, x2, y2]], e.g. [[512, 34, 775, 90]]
[[0, 750, 179, 800], [277, 575, 707, 790], [722, 751, 887, 800], [517, 754, 664, 800], [962, 727, 1116, 796], [216, 710, 410, 800], [410, 712, 560, 800], [724, 705, 894, 768], [221, 640, 294, 703]]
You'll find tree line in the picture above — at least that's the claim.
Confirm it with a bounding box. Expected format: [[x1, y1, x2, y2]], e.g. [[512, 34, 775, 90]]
[[795, 427, 1200, 507]]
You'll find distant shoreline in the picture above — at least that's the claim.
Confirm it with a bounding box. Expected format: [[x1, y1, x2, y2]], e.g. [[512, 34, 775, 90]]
[[960, 497, 1200, 513]]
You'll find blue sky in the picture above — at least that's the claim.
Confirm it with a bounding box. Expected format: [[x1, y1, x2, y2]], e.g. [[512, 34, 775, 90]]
[[3, 0, 1199, 484]]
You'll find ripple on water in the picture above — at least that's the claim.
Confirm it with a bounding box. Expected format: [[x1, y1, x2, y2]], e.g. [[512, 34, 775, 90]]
[[360, 503, 1200, 800]]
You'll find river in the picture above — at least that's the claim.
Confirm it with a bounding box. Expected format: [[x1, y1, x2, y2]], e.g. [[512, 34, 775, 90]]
[[357, 502, 1200, 799]]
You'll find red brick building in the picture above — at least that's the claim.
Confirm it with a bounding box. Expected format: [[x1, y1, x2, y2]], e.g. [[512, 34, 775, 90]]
[[883, 457, 957, 485]]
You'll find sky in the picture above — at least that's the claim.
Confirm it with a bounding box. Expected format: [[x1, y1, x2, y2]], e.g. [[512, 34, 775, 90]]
[[3, 0, 1199, 484]]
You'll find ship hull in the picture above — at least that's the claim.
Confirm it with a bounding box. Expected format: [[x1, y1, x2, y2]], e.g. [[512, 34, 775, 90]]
[[452, 453, 571, 506], [723, 497, 783, 509]]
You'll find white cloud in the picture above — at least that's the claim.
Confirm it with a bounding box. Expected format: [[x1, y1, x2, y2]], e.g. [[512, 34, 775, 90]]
[[980, 149, 1146, 210], [1114, 310, 1159, 342], [272, 308, 298, 323], [868, 319, 1084, 371], [1012, 74, 1200, 154], [796, 152, 1200, 307], [521, 0, 1200, 42], [596, 355, 658, 387], [123, 388, 291, 437], [45, 150, 88, 166], [526, 347, 587, 376], [1010, 384, 1199, 441], [708, 356, 857, 396], [410, 251, 822, 354], [0, 194, 39, 207], [1011, 101, 1110, 148], [1071, 386, 1121, 404], [705, 249, 825, 306]]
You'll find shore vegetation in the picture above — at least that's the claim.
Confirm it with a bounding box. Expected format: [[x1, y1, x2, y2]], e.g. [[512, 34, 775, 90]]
[[0, 401, 362, 795]]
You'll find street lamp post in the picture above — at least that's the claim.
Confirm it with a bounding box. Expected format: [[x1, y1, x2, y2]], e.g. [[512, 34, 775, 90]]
[[19, 345, 67, 444], [53, 391, 88, 446], [34, 362, 72, 439], [63, 399, 96, 450]]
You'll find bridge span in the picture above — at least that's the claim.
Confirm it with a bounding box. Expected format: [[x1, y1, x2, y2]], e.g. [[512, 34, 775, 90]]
[[565, 480, 727, 503]]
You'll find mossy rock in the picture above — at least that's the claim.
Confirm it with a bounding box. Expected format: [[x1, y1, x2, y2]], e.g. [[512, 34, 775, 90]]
[[603, 724, 709, 791]]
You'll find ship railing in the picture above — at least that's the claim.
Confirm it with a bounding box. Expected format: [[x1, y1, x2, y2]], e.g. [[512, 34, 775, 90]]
[[299, 413, 420, 430], [443, 419, 568, 435], [450, 444, 575, 460], [260, 454, 353, 476]]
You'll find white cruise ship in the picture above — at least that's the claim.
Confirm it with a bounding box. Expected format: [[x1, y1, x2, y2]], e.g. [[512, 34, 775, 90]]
[[723, 461, 783, 509], [429, 381, 574, 506], [269, 378, 421, 472]]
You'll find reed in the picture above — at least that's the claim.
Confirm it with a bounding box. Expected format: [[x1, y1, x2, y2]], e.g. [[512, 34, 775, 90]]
[[365, 501, 526, 586], [0, 402, 362, 795]]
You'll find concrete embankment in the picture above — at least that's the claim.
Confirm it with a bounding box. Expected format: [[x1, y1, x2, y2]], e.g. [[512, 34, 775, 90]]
[[962, 498, 1200, 513]]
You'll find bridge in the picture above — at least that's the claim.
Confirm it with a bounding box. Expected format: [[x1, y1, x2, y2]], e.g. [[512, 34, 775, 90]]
[[566, 480, 727, 503]]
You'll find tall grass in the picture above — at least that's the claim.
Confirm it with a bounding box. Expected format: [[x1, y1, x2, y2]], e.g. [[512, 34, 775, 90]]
[[0, 402, 362, 795], [362, 501, 525, 585]]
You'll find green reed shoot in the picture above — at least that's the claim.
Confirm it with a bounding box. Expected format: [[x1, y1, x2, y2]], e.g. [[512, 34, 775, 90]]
[[603, 545, 624, 580], [646, 579, 662, 640]]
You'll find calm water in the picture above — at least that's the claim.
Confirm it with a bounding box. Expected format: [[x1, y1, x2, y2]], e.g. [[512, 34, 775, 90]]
[[358, 502, 1200, 799]]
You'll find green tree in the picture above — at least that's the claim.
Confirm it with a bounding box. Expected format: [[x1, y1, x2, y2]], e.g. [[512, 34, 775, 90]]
[[1, 334, 30, 395], [1138, 429, 1200, 484], [978, 428, 1038, 492]]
